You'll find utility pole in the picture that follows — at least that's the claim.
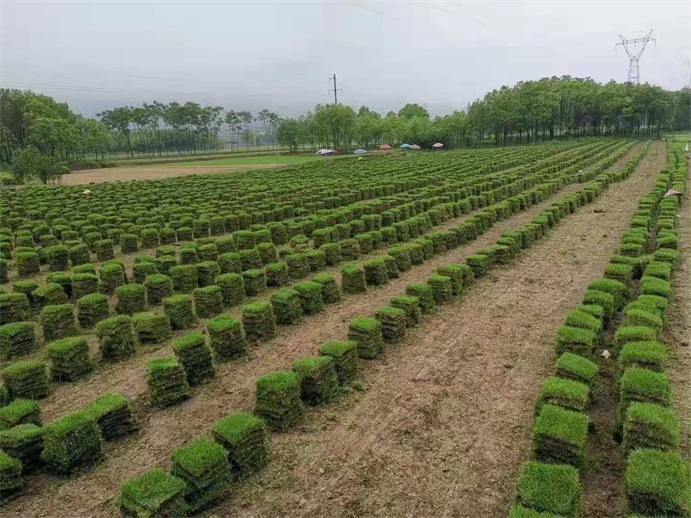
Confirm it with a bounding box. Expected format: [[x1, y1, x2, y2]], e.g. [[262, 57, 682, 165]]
[[616, 30, 656, 84], [328, 74, 343, 104]]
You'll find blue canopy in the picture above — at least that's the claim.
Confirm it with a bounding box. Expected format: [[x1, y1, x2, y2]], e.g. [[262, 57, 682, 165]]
[[354, 149, 367, 155], [400, 143, 411, 148]]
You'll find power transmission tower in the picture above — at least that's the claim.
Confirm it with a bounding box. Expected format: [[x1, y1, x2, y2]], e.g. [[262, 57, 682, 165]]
[[328, 74, 342, 104], [616, 30, 656, 84]]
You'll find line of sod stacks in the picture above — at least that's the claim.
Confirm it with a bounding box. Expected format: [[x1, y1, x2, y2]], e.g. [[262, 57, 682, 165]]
[[206, 316, 248, 360], [119, 468, 187, 517], [348, 317, 383, 359], [31, 283, 68, 308], [341, 263, 366, 294], [132, 311, 172, 345], [76, 293, 110, 328], [146, 357, 191, 409], [375, 306, 407, 343], [242, 302, 276, 344], [171, 332, 215, 386], [293, 281, 324, 315], [0, 424, 43, 473], [82, 393, 138, 440], [211, 412, 268, 477], [0, 322, 36, 361], [46, 337, 93, 381], [41, 411, 103, 474], [41, 303, 78, 342], [254, 371, 304, 431], [270, 288, 303, 325], [242, 269, 267, 296], [0, 450, 23, 502], [0, 399, 41, 428], [163, 294, 196, 330], [319, 340, 358, 384], [405, 283, 435, 314], [1, 361, 50, 400], [291, 356, 340, 406], [170, 436, 233, 513]]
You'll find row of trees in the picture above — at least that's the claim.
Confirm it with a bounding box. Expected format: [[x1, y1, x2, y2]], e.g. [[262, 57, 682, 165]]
[[276, 77, 691, 151], [1, 77, 689, 182]]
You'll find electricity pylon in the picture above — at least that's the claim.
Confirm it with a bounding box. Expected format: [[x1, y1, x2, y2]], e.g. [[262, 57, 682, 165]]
[[616, 30, 656, 84]]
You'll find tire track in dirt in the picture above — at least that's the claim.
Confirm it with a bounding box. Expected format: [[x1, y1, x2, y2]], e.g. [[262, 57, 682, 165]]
[[212, 141, 664, 518], [3, 144, 643, 518], [665, 151, 691, 458]]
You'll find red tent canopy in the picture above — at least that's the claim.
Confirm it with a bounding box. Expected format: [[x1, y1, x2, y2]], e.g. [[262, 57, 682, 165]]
[[379, 144, 392, 150]]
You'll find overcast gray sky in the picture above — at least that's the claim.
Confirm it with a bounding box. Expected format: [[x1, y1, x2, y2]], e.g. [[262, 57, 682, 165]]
[[1, 0, 690, 117]]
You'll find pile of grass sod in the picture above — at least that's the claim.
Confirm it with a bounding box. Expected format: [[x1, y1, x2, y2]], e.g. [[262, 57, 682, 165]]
[[0, 449, 23, 501], [31, 283, 68, 308], [388, 246, 411, 271], [172, 332, 215, 386], [375, 306, 407, 343], [163, 294, 196, 330], [0, 322, 36, 361], [515, 461, 581, 517], [144, 274, 173, 305], [292, 356, 340, 406], [46, 337, 93, 381], [0, 399, 41, 428], [82, 393, 138, 441], [119, 468, 187, 517], [622, 402, 680, 454], [383, 255, 399, 279], [132, 311, 172, 345], [270, 288, 303, 325], [99, 262, 126, 294], [320, 243, 341, 266], [114, 284, 146, 316], [427, 274, 453, 304], [146, 357, 191, 409], [389, 295, 421, 327], [265, 261, 289, 287], [436, 265, 463, 296], [625, 449, 691, 516], [405, 284, 436, 314], [286, 253, 310, 280], [293, 281, 324, 315], [41, 304, 77, 342], [582, 289, 615, 321], [466, 254, 490, 277], [363, 258, 388, 286], [0, 424, 43, 473], [171, 436, 232, 513], [71, 273, 100, 299], [169, 265, 198, 293], [242, 302, 277, 344], [554, 353, 598, 386], [536, 377, 590, 413], [215, 273, 245, 307], [95, 315, 136, 361], [192, 286, 223, 318], [618, 367, 671, 426], [76, 293, 110, 329], [555, 325, 597, 356], [212, 412, 268, 477], [319, 340, 358, 385], [132, 261, 158, 285], [348, 317, 383, 359], [532, 404, 589, 470], [242, 269, 267, 297], [254, 371, 304, 431], [341, 263, 366, 294], [1, 361, 50, 399], [617, 341, 667, 374], [207, 316, 248, 360], [312, 273, 341, 304], [41, 412, 103, 474], [564, 308, 602, 334]]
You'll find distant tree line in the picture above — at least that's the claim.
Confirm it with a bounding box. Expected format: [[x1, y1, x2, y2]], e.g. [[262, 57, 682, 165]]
[[277, 77, 691, 151], [1, 76, 689, 182]]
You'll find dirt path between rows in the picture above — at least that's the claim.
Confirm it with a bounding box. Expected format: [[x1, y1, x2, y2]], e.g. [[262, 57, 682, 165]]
[[665, 151, 691, 458], [60, 164, 285, 185], [4, 144, 656, 517]]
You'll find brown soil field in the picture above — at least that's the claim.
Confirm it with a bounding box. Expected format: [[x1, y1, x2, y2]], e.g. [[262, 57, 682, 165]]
[[60, 164, 285, 185], [2, 143, 669, 518]]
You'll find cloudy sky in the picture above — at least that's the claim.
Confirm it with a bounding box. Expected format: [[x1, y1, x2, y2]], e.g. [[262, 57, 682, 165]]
[[1, 0, 690, 117]]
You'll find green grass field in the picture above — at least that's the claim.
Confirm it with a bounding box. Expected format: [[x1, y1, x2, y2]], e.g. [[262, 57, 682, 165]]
[[161, 155, 323, 167]]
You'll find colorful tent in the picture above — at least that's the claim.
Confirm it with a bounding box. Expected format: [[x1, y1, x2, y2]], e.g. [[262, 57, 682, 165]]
[[432, 143, 444, 148], [314, 149, 336, 155], [410, 144, 421, 150], [354, 149, 367, 155], [379, 144, 392, 150], [400, 143, 411, 149]]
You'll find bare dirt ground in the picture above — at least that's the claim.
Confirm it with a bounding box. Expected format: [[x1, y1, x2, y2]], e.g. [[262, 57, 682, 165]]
[[60, 164, 285, 185], [665, 153, 691, 458], [3, 144, 661, 518]]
